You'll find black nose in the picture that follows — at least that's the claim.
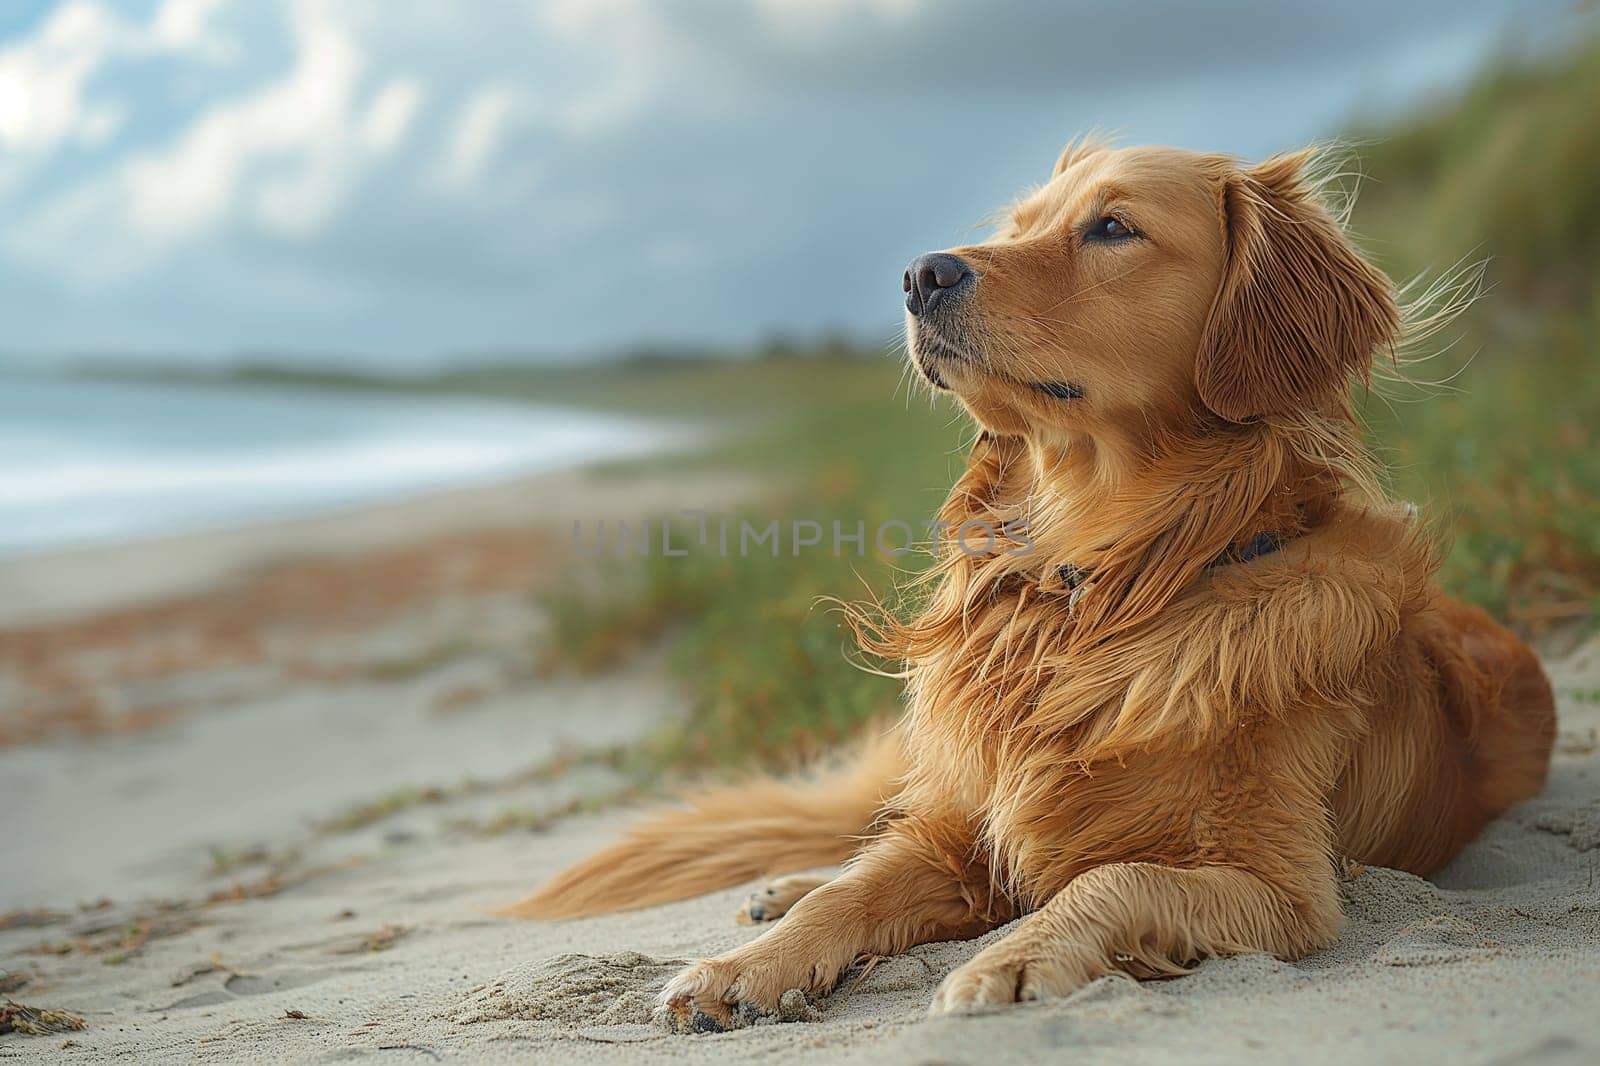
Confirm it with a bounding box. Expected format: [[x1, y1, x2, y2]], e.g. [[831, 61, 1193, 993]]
[[903, 253, 971, 316]]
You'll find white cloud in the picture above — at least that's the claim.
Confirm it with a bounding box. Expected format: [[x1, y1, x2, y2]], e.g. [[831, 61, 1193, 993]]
[[0, 0, 234, 158], [8, 0, 436, 270], [0, 1, 127, 155], [531, 0, 683, 134], [360, 79, 424, 155], [124, 0, 363, 238], [149, 0, 234, 57], [437, 85, 519, 190]]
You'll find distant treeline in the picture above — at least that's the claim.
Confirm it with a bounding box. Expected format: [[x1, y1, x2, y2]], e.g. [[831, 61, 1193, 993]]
[[64, 330, 889, 396]]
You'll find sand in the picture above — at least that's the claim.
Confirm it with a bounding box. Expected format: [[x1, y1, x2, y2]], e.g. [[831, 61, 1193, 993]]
[[3, 467, 1599, 1064]]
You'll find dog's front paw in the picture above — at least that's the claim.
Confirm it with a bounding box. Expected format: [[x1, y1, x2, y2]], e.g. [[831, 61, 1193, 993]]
[[657, 946, 834, 1031], [929, 944, 1089, 1015]]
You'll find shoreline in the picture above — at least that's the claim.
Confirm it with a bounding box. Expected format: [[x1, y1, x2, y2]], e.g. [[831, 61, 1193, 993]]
[[0, 369, 700, 566], [0, 459, 717, 628]]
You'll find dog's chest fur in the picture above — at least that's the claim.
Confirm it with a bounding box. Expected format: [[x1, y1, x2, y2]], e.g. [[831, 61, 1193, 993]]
[[896, 587, 1209, 901], [894, 513, 1426, 903]]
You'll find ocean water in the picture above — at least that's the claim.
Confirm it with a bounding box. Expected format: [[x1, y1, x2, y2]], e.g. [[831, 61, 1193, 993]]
[[0, 375, 685, 556]]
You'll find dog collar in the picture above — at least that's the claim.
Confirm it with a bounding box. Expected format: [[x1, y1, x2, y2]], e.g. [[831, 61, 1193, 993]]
[[1213, 530, 1285, 568], [1055, 531, 1285, 592]]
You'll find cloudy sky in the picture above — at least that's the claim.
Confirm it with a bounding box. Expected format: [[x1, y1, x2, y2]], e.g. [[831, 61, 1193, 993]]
[[0, 0, 1584, 366]]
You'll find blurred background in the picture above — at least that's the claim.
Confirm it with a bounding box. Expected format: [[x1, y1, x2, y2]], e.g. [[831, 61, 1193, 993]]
[[2, 0, 1598, 901]]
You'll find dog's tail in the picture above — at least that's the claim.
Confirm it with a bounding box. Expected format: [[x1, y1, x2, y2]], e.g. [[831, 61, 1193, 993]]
[[496, 729, 905, 920]]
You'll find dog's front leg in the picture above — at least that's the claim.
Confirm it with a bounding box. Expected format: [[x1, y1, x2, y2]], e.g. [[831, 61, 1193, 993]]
[[930, 859, 1339, 1013], [660, 815, 1010, 1027]]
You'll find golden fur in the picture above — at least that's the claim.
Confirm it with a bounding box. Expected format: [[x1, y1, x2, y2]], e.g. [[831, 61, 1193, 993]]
[[504, 143, 1555, 1022]]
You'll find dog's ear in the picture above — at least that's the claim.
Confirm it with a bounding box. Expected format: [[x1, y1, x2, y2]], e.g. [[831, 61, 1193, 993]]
[[1195, 151, 1399, 422]]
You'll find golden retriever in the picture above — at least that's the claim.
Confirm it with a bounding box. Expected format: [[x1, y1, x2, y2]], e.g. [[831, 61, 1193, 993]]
[[504, 142, 1555, 1026]]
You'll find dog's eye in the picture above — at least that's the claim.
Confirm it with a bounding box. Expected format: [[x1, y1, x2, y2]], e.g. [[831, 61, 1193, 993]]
[[1084, 215, 1136, 242]]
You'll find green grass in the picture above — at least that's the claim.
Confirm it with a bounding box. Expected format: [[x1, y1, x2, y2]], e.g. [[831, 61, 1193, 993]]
[[538, 354, 965, 767], [1351, 34, 1600, 627], [1360, 333, 1599, 625]]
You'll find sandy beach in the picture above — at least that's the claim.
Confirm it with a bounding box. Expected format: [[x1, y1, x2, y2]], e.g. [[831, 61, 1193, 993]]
[[4, 0, 1598, 1059], [2, 464, 1598, 1065]]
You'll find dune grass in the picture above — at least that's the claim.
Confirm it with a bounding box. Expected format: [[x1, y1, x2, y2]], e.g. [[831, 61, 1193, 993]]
[[1350, 35, 1600, 626], [537, 354, 966, 767]]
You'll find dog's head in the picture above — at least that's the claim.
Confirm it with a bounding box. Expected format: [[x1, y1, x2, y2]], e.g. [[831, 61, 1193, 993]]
[[904, 143, 1399, 443]]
